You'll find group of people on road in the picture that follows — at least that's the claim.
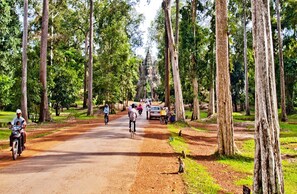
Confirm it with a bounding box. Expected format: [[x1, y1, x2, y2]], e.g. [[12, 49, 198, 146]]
[[102, 103, 142, 133]]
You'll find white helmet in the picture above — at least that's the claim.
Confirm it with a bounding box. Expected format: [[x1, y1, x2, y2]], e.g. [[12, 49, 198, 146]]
[[16, 109, 22, 114]]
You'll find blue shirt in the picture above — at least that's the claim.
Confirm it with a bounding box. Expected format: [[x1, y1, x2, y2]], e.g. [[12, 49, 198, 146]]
[[104, 106, 109, 114]]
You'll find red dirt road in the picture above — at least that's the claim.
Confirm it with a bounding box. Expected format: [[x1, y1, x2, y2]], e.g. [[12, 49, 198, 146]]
[[0, 111, 185, 194]]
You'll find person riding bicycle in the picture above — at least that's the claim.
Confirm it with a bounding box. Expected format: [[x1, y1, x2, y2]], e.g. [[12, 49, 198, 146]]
[[10, 109, 27, 148], [103, 104, 109, 124], [129, 104, 138, 132]]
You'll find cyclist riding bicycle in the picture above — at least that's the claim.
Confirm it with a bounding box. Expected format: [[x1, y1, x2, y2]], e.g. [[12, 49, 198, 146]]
[[129, 104, 138, 132]]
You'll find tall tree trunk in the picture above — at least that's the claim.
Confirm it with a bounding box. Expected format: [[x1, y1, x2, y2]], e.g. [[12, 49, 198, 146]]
[[243, 0, 250, 116], [87, 0, 93, 116], [192, 77, 200, 120], [83, 32, 89, 109], [21, 0, 28, 122], [191, 0, 200, 121], [165, 22, 170, 110], [216, 0, 234, 156], [276, 0, 287, 122], [175, 0, 179, 45], [251, 0, 284, 193], [163, 0, 185, 121], [208, 53, 215, 117], [39, 0, 51, 122]]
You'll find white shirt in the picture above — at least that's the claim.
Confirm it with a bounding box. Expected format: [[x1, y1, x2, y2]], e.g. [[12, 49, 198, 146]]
[[11, 116, 26, 126]]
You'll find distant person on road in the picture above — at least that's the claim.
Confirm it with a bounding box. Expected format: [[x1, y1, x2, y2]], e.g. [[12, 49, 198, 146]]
[[129, 104, 138, 132], [137, 104, 143, 115], [103, 104, 110, 124]]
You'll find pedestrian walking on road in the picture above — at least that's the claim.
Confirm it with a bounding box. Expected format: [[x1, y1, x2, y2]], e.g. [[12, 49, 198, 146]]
[[103, 104, 109, 125]]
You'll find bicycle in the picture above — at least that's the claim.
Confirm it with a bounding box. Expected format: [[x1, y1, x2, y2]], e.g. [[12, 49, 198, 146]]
[[104, 113, 109, 125], [129, 121, 136, 138]]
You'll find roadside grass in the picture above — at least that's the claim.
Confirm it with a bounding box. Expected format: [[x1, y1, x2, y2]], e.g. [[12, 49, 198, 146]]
[[0, 107, 97, 149], [0, 111, 15, 141], [185, 110, 208, 120], [168, 123, 221, 194], [218, 129, 297, 192], [188, 111, 297, 191], [0, 129, 10, 141], [28, 129, 60, 139], [51, 107, 96, 122], [232, 112, 254, 122], [287, 113, 297, 123], [0, 111, 15, 124]]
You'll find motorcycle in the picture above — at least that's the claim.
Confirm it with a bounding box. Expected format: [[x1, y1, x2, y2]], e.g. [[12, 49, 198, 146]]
[[138, 109, 143, 115], [8, 122, 25, 160]]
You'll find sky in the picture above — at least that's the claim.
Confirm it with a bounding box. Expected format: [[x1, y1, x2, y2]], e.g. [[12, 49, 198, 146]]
[[135, 0, 161, 59]]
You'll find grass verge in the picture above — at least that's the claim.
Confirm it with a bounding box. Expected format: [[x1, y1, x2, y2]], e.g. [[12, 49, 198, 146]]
[[218, 134, 297, 192], [168, 122, 221, 194]]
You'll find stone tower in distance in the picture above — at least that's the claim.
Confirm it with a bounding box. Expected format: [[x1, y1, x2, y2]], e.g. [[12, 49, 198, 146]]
[[135, 50, 160, 101]]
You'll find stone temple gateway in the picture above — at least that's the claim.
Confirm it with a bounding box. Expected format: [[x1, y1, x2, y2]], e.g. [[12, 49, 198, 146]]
[[135, 50, 160, 101]]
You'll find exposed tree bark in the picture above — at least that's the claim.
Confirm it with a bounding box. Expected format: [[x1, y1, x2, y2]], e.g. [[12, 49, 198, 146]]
[[83, 32, 89, 109], [165, 22, 170, 110], [191, 0, 200, 121], [21, 0, 28, 122], [163, 0, 185, 121], [208, 52, 215, 117], [243, 0, 250, 116], [276, 0, 287, 122], [251, 0, 284, 193], [175, 0, 179, 46], [87, 0, 93, 116], [39, 0, 51, 122], [216, 0, 234, 156]]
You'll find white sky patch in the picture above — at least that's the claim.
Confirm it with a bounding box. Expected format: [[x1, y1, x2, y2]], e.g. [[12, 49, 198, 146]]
[[135, 0, 161, 59]]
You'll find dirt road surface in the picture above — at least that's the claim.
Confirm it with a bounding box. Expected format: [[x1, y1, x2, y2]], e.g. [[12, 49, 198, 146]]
[[0, 115, 148, 194]]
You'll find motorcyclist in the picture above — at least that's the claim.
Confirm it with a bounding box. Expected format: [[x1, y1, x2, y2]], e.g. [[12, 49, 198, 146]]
[[11, 109, 27, 148], [137, 104, 143, 115]]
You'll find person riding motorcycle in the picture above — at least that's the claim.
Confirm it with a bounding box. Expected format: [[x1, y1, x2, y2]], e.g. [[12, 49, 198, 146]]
[[137, 104, 143, 115], [10, 109, 27, 148]]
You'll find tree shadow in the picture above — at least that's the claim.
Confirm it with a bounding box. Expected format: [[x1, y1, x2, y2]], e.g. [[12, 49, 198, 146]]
[[0, 149, 180, 175]]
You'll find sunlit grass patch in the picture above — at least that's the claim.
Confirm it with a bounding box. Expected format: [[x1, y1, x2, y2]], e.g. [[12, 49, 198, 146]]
[[283, 160, 297, 194], [185, 110, 208, 120], [0, 111, 15, 123], [218, 154, 254, 174], [168, 123, 221, 193], [232, 112, 255, 122], [0, 129, 10, 140], [235, 175, 253, 187], [183, 158, 221, 194], [223, 137, 297, 192], [51, 108, 95, 122], [287, 113, 297, 123], [28, 129, 60, 139], [168, 124, 189, 154]]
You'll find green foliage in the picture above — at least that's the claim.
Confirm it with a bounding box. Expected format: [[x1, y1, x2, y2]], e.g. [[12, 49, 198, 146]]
[[51, 67, 80, 108], [93, 0, 141, 105], [0, 75, 14, 109]]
